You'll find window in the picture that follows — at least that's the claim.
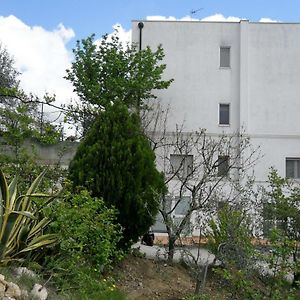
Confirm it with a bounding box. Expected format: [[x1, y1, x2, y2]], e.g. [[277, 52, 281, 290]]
[[152, 195, 172, 233], [219, 103, 230, 125], [217, 155, 229, 176], [173, 196, 192, 234], [174, 196, 190, 215], [170, 154, 193, 177], [286, 158, 300, 178], [220, 46, 230, 68]]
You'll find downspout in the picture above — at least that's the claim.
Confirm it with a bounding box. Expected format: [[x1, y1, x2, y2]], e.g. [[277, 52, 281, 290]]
[[137, 22, 144, 111], [138, 22, 144, 51]]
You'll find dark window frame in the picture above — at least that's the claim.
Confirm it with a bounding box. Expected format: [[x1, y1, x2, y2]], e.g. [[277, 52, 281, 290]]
[[219, 103, 230, 126], [220, 46, 231, 68], [217, 155, 230, 177], [170, 154, 194, 177], [286, 158, 300, 179]]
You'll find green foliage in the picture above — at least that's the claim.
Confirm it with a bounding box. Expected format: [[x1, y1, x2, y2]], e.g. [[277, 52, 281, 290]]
[[0, 44, 62, 151], [208, 204, 254, 269], [207, 205, 261, 299], [0, 169, 57, 265], [0, 43, 19, 85], [45, 188, 124, 299], [261, 228, 299, 298], [69, 102, 165, 248], [263, 168, 300, 287], [0, 45, 63, 198], [0, 94, 62, 148], [264, 168, 300, 239], [0, 148, 66, 195], [48, 188, 123, 271], [65, 33, 173, 133]]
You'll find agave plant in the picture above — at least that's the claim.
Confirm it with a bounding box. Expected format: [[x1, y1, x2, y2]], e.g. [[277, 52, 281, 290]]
[[0, 169, 57, 264]]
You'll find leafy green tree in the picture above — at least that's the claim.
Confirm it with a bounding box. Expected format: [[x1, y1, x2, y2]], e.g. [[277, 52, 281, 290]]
[[0, 44, 64, 192], [0, 43, 19, 100], [69, 102, 165, 248], [65, 33, 173, 134], [263, 168, 300, 287]]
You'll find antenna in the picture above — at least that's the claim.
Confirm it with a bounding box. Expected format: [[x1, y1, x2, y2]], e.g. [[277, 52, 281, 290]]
[[190, 8, 204, 16]]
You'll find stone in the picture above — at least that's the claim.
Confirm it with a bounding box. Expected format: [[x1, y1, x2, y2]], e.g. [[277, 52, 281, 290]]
[[5, 281, 21, 299], [21, 289, 29, 299], [0, 280, 6, 296], [30, 284, 48, 300], [15, 267, 36, 278]]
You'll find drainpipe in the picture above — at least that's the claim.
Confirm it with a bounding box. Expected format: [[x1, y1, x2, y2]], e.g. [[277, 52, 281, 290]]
[[137, 22, 144, 111], [138, 22, 144, 51]]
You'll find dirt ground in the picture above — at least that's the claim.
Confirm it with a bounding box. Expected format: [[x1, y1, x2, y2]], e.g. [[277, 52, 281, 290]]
[[113, 254, 229, 300], [113, 254, 194, 300]]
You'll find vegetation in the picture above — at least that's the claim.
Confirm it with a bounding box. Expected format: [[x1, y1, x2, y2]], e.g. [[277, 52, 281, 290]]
[[155, 128, 259, 262], [44, 187, 124, 299], [69, 102, 165, 249], [0, 43, 65, 195], [208, 204, 254, 270], [203, 174, 300, 300], [48, 188, 123, 271], [0, 169, 57, 265], [0, 30, 299, 299], [65, 33, 173, 135], [262, 169, 300, 291]]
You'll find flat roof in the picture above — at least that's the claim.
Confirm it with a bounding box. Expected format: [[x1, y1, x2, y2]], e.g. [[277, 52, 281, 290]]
[[132, 19, 300, 25]]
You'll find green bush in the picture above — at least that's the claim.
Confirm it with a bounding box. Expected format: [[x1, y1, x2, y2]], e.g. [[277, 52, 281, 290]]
[[69, 102, 165, 249], [48, 188, 123, 272], [207, 205, 260, 299], [45, 188, 124, 298], [208, 204, 254, 269]]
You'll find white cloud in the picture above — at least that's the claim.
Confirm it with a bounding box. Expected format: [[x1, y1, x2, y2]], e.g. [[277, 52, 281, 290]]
[[0, 15, 75, 108], [259, 17, 280, 23], [145, 14, 280, 24], [104, 23, 132, 47], [201, 14, 241, 22], [146, 15, 198, 21]]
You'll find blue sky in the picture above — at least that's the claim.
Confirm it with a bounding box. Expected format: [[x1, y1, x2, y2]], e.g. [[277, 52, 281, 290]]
[[0, 0, 299, 117], [1, 0, 300, 45]]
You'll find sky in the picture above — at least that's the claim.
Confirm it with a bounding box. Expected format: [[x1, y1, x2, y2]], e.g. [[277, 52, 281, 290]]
[[0, 0, 299, 125]]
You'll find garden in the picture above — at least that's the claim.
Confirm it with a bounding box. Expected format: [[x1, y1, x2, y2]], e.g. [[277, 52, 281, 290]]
[[0, 31, 299, 300]]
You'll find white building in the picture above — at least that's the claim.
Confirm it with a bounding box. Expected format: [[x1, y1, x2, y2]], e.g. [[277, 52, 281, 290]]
[[131, 20, 300, 236]]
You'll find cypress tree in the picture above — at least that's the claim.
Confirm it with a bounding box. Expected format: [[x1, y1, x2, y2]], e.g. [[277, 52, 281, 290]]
[[69, 102, 164, 248]]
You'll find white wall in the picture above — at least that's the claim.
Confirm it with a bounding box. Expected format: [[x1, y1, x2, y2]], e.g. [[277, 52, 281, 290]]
[[132, 21, 241, 133], [132, 20, 300, 181]]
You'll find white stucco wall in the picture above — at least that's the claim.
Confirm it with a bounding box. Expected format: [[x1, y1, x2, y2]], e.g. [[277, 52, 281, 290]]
[[132, 20, 300, 181]]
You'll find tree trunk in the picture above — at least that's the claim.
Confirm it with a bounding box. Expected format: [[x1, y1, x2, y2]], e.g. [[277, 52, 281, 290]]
[[195, 278, 202, 295], [293, 271, 300, 287], [168, 236, 176, 263]]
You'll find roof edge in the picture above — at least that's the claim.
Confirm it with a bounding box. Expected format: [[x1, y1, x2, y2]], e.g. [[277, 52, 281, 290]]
[[131, 19, 300, 25]]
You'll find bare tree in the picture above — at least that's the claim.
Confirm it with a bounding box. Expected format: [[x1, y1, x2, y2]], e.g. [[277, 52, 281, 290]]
[[148, 122, 260, 262]]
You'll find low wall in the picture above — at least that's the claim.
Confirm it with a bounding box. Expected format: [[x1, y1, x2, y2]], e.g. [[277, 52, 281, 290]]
[[0, 138, 79, 168]]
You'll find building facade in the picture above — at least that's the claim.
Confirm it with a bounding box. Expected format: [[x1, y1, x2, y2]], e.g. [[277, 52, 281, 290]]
[[131, 20, 300, 236]]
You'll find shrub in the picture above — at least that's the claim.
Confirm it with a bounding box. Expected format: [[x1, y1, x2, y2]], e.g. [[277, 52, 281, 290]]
[[69, 102, 165, 249], [208, 204, 254, 269], [0, 169, 57, 265], [48, 188, 123, 272], [45, 188, 124, 298]]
